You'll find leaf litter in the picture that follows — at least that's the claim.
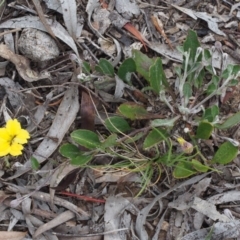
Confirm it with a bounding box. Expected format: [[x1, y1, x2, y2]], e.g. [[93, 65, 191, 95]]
[[1, 0, 240, 239]]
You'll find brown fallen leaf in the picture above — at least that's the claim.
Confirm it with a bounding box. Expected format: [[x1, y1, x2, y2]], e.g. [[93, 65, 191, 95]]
[[80, 90, 96, 131], [151, 15, 173, 50], [0, 190, 11, 203], [0, 231, 27, 240], [123, 22, 148, 51], [0, 44, 50, 82], [99, 0, 108, 9]]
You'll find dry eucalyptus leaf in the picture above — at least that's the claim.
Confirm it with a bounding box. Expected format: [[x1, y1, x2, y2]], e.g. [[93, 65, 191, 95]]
[[58, 0, 77, 38], [0, 44, 50, 82], [182, 220, 240, 240], [18, 28, 60, 62], [34, 210, 75, 238], [104, 196, 135, 240], [115, 0, 140, 19], [172, 4, 226, 36], [0, 77, 22, 110], [191, 197, 230, 222], [43, 0, 62, 13], [0, 16, 79, 58], [93, 8, 111, 34]]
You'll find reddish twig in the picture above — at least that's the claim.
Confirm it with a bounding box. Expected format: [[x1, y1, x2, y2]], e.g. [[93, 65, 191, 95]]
[[60, 191, 106, 204]]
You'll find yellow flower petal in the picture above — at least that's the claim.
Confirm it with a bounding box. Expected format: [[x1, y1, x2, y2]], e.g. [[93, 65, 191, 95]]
[[177, 137, 193, 154], [177, 137, 186, 145], [14, 129, 30, 144], [0, 128, 11, 142], [0, 142, 10, 156], [6, 119, 21, 136], [9, 142, 23, 156]]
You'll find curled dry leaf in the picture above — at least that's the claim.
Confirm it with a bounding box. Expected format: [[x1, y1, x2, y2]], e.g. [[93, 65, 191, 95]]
[[151, 14, 173, 50], [0, 44, 50, 82]]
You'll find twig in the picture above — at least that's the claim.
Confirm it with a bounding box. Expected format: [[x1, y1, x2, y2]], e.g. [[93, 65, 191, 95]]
[[52, 228, 129, 237]]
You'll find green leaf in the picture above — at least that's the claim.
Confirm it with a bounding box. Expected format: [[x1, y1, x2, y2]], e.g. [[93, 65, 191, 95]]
[[196, 121, 214, 139], [95, 59, 114, 77], [117, 58, 136, 83], [82, 61, 91, 74], [211, 141, 238, 164], [101, 134, 118, 149], [203, 49, 212, 61], [183, 30, 200, 62], [175, 66, 182, 78], [71, 130, 101, 149], [117, 102, 148, 120], [183, 82, 192, 99], [230, 79, 238, 86], [222, 64, 233, 79], [194, 68, 205, 88], [206, 83, 217, 95], [211, 75, 220, 85], [149, 58, 165, 94], [70, 154, 93, 166], [150, 116, 180, 128], [132, 49, 155, 82], [215, 111, 240, 129], [59, 143, 81, 159], [124, 132, 144, 144], [143, 128, 168, 149], [31, 157, 40, 170], [105, 116, 131, 133], [205, 65, 215, 75], [95, 65, 103, 74], [232, 65, 240, 76], [173, 162, 197, 178], [191, 159, 209, 172], [202, 105, 219, 122], [205, 226, 214, 240]]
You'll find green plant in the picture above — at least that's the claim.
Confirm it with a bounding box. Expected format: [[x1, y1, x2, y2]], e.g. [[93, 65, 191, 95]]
[[61, 30, 240, 194]]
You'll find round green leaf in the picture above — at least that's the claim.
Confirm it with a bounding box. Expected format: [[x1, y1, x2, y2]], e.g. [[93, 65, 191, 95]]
[[202, 105, 219, 122], [70, 154, 93, 166], [71, 130, 101, 149], [82, 61, 91, 74], [143, 128, 168, 149], [117, 58, 136, 83], [105, 116, 131, 133], [211, 141, 238, 164], [31, 157, 40, 170], [101, 134, 118, 149], [196, 121, 214, 139], [173, 162, 197, 178], [95, 58, 114, 77], [59, 143, 81, 159]]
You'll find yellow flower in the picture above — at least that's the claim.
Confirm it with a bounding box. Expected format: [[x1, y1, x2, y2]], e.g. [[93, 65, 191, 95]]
[[177, 137, 193, 154], [0, 119, 30, 156]]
